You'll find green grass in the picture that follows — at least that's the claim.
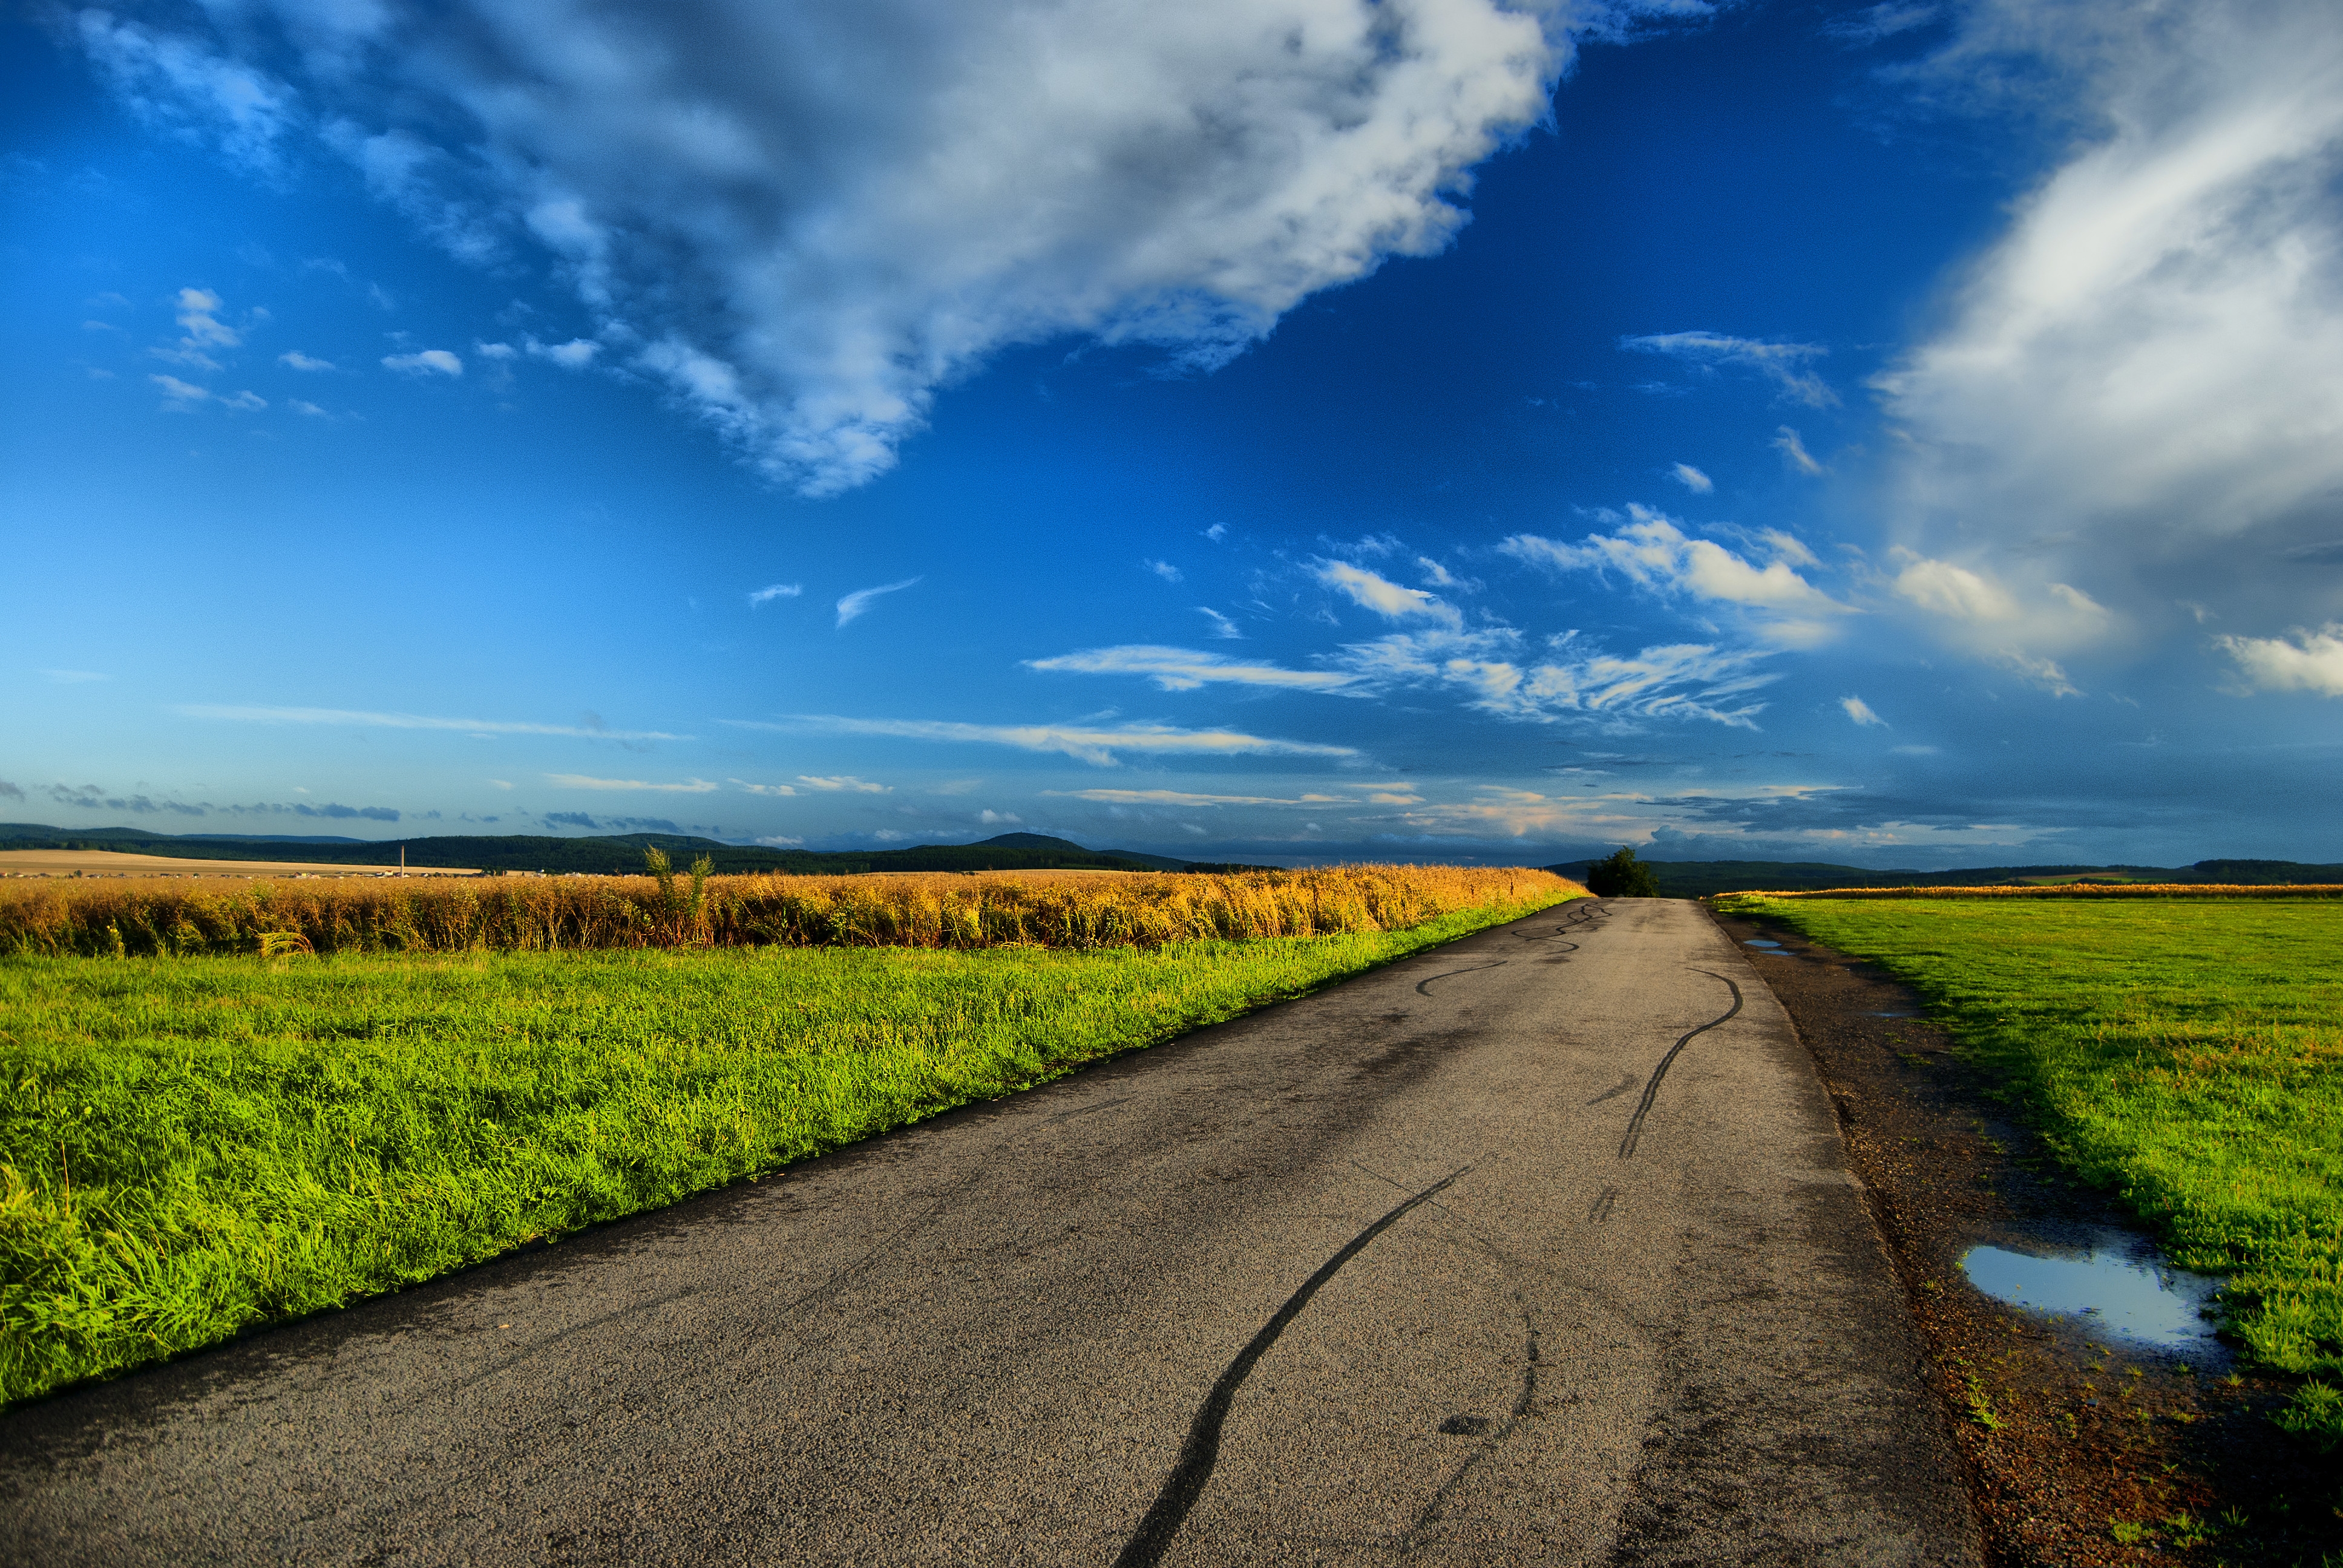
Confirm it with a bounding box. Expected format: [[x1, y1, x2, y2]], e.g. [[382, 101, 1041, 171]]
[[1715, 895, 2343, 1444], [0, 892, 1569, 1408]]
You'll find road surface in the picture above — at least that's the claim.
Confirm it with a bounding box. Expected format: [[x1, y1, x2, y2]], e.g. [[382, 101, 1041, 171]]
[[0, 898, 1979, 1566]]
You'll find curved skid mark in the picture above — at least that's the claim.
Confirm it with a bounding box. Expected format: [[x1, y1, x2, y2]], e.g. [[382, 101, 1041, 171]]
[[1616, 970, 1744, 1160], [1403, 1318, 1541, 1552], [1114, 1168, 1470, 1568], [1415, 960, 1507, 996]]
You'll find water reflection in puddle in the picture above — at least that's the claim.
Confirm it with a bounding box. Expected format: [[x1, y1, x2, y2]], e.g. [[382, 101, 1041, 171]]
[[1961, 1233, 2223, 1355], [1743, 939, 1783, 949]]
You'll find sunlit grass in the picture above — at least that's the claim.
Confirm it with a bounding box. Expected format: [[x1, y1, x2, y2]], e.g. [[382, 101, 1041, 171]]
[[0, 883, 1576, 1407], [1715, 895, 2343, 1443]]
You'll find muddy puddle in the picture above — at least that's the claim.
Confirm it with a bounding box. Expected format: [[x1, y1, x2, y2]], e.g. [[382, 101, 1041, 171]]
[[1959, 1228, 2226, 1359]]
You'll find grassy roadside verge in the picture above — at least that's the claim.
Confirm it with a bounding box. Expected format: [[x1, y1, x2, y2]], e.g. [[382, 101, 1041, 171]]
[[0, 889, 1575, 1408], [1713, 895, 2343, 1445]]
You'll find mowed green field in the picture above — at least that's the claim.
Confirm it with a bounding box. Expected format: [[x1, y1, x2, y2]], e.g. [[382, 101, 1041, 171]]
[[1716, 895, 2343, 1442], [0, 894, 1567, 1408]]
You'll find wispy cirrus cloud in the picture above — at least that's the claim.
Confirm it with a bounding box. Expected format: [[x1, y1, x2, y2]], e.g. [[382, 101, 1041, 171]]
[[175, 704, 689, 740], [1314, 560, 1462, 628], [795, 775, 889, 793], [1044, 788, 1360, 807], [151, 374, 265, 411], [1026, 645, 1359, 694], [730, 716, 1357, 766], [1619, 331, 1837, 407], [1331, 628, 1778, 730], [836, 577, 921, 628], [747, 582, 802, 607], [543, 774, 718, 792]]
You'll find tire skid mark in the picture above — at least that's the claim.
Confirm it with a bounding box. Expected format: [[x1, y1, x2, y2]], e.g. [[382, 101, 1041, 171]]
[[1401, 1313, 1542, 1553], [1414, 960, 1507, 996], [1616, 970, 1743, 1160], [1113, 1167, 1471, 1568]]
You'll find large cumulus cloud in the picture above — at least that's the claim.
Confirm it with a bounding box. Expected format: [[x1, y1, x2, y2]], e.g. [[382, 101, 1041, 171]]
[[1872, 0, 2343, 682], [73, 0, 1689, 494]]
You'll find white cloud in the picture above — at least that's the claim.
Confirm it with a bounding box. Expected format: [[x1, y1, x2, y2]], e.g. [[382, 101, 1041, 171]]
[[1619, 331, 1838, 407], [149, 374, 266, 411], [173, 286, 239, 348], [836, 577, 921, 627], [1195, 607, 1244, 639], [977, 809, 1021, 825], [756, 834, 805, 848], [69, 2, 1699, 497], [476, 341, 519, 360], [747, 715, 1357, 766], [287, 399, 329, 417], [382, 349, 462, 377], [543, 773, 719, 792], [529, 336, 600, 369], [1887, 550, 2110, 667], [1026, 645, 1358, 693], [489, 778, 513, 788], [1841, 695, 1887, 727], [1873, 0, 2343, 635], [1502, 506, 1849, 632], [1669, 462, 1712, 494], [747, 583, 802, 607], [1892, 555, 2019, 622], [1143, 559, 1183, 584], [1202, 523, 1228, 543], [279, 350, 334, 371], [796, 775, 889, 793], [730, 778, 799, 795], [1315, 560, 1461, 627], [175, 704, 688, 740], [2216, 624, 2343, 696], [1772, 425, 1824, 475]]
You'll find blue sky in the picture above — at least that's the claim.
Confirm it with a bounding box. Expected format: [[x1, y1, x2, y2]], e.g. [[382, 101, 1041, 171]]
[[6, 0, 2342, 868]]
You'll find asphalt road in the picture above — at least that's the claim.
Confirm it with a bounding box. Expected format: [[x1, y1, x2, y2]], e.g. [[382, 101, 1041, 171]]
[[1, 898, 1981, 1566]]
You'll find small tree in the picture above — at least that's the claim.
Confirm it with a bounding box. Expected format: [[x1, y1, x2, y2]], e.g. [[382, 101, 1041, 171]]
[[1585, 844, 1660, 898]]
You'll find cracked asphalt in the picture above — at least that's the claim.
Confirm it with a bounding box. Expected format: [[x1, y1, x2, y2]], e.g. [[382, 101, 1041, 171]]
[[0, 898, 1981, 1566]]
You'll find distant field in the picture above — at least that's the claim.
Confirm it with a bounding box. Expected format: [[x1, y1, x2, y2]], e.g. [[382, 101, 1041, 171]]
[[0, 849, 459, 878], [0, 880, 1578, 1406], [1715, 895, 2343, 1443], [0, 862, 1570, 955]]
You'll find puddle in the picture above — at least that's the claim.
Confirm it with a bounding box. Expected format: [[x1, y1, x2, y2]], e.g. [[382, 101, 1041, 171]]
[[1960, 1231, 2224, 1355], [1743, 939, 1783, 949], [1866, 1010, 1916, 1019]]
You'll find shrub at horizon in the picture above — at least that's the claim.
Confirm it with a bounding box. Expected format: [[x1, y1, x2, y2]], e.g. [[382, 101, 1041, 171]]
[[0, 877, 1581, 1407], [1584, 846, 1660, 899]]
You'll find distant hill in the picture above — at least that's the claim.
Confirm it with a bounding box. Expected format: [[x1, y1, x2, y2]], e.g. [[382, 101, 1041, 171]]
[[1542, 857, 2343, 898], [0, 825, 1198, 876]]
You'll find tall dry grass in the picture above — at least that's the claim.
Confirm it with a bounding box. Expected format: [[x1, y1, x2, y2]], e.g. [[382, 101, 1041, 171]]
[[0, 864, 1580, 956]]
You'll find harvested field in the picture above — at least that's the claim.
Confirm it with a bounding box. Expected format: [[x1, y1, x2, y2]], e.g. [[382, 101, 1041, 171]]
[[0, 863, 1575, 956]]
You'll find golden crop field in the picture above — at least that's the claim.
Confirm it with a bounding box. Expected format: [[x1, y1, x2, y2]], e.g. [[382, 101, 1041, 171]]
[[0, 863, 1581, 956]]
